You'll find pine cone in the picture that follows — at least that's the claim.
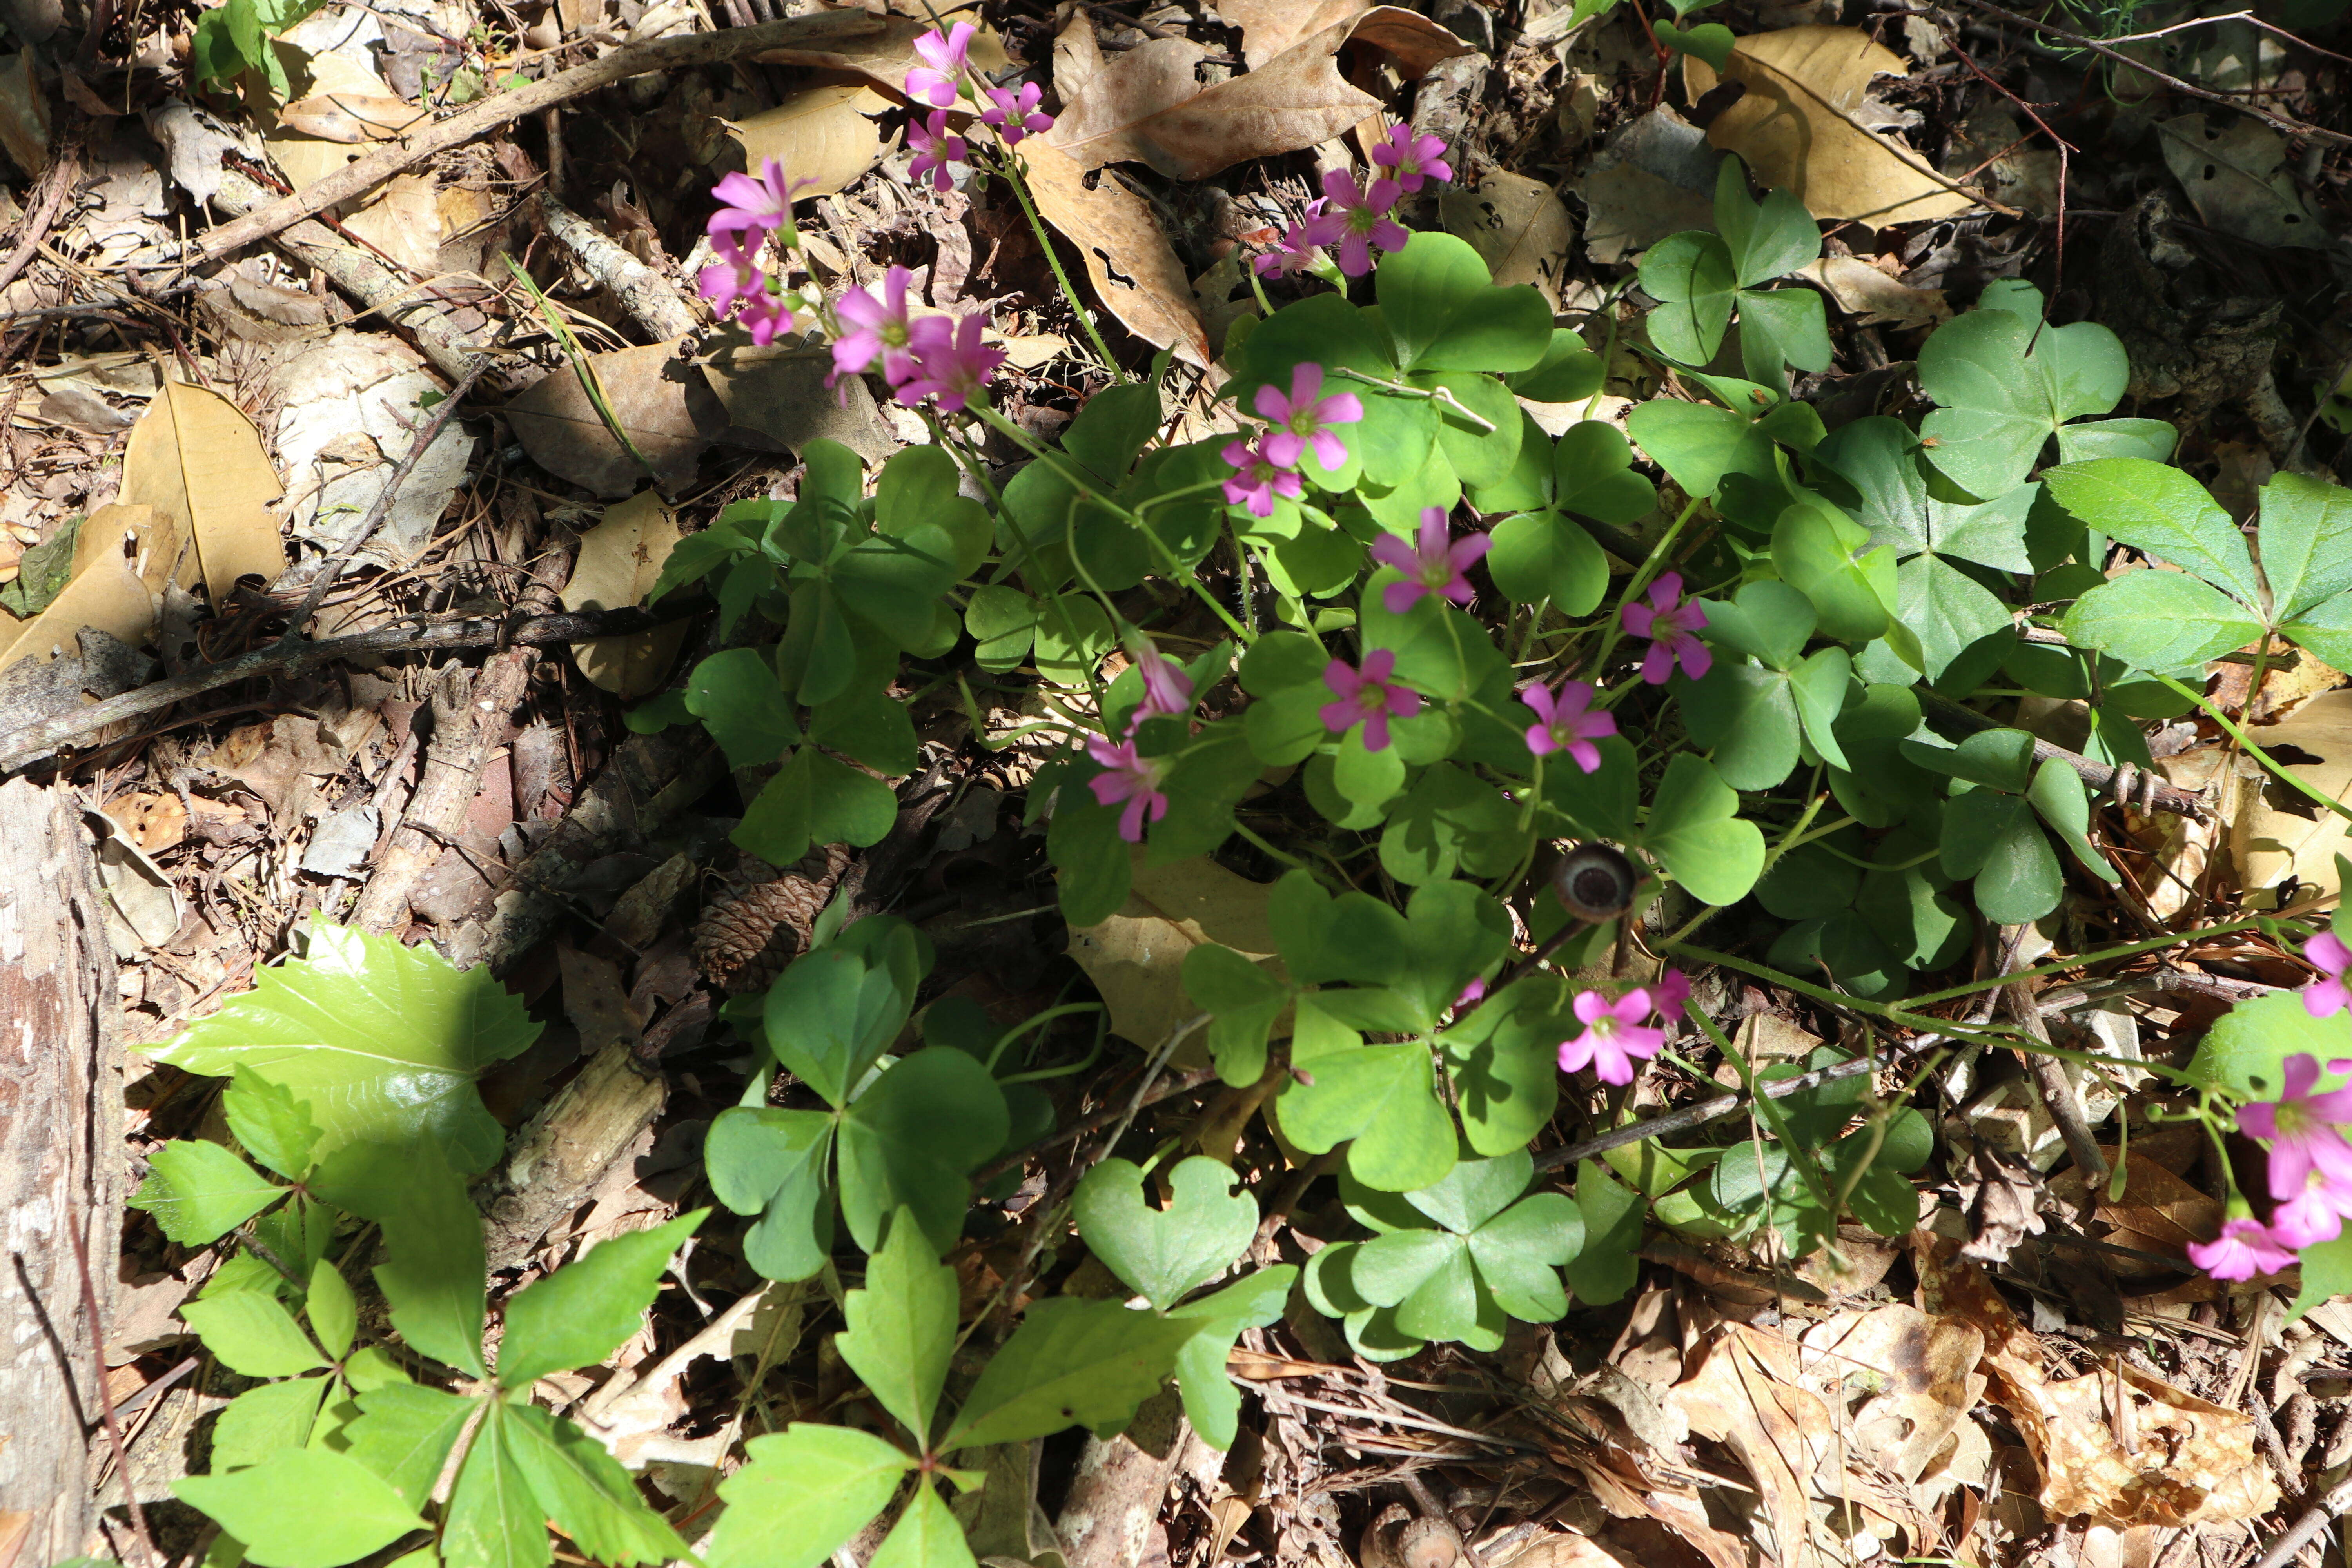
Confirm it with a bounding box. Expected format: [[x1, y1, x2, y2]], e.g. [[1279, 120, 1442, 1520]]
[[693, 844, 854, 994]]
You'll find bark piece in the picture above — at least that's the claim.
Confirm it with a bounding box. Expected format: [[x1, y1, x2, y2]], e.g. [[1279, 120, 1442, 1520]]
[[0, 778, 122, 1564], [483, 1041, 666, 1270]]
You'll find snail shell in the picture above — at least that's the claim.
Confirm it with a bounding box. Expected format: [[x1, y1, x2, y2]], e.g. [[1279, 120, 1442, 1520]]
[[1553, 842, 1637, 922]]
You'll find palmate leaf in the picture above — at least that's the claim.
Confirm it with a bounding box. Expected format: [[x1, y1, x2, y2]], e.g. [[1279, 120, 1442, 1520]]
[[707, 1424, 915, 1568], [180, 1289, 326, 1377], [837, 1207, 958, 1444], [343, 1385, 479, 1512], [129, 1138, 285, 1244], [499, 1211, 705, 1388], [1917, 281, 2134, 499], [154, 922, 539, 1175], [503, 1404, 689, 1566], [312, 1142, 487, 1378], [178, 1449, 424, 1568], [212, 1375, 332, 1471]]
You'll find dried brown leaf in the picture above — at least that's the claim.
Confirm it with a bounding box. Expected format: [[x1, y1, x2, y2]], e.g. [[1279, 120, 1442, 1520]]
[[118, 381, 284, 603], [700, 336, 897, 465], [1797, 255, 1948, 326], [1066, 851, 1283, 1049], [1670, 1325, 1834, 1568], [726, 83, 889, 201], [340, 173, 444, 275], [506, 341, 728, 498], [1021, 141, 1211, 365], [1440, 169, 1576, 308], [1682, 27, 1976, 225], [561, 490, 686, 698], [754, 8, 1008, 98], [277, 90, 427, 143], [1216, 0, 1371, 70]]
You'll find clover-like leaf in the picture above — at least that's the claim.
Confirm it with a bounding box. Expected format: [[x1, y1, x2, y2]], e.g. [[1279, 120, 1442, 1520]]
[[154, 922, 539, 1175], [1639, 231, 1737, 366], [705, 1107, 836, 1282], [837, 1047, 1010, 1256], [736, 745, 900, 882], [1337, 1156, 1579, 1348], [1941, 789, 2063, 925], [1642, 754, 1766, 906], [1917, 281, 2132, 499], [1074, 1156, 1259, 1312]]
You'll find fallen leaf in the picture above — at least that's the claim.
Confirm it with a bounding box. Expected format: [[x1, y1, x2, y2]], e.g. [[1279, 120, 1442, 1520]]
[[261, 45, 394, 192], [1572, 107, 1720, 265], [106, 791, 190, 854], [1066, 851, 1284, 1050], [699, 335, 897, 465], [563, 490, 686, 698], [90, 809, 182, 952], [118, 379, 286, 603], [1797, 1306, 1984, 1487], [726, 83, 890, 200], [1441, 169, 1577, 308], [0, 51, 47, 176], [1022, 140, 1211, 365], [340, 173, 444, 274], [1670, 1325, 1835, 1568], [754, 8, 1008, 96], [1053, 9, 1107, 101], [1797, 254, 1948, 326], [1683, 27, 1976, 225], [268, 332, 475, 563], [2159, 113, 2327, 249], [559, 944, 644, 1055], [1943, 103, 2060, 217], [1042, 7, 1466, 181], [1217, 0, 1372, 69], [2229, 687, 2352, 905], [277, 89, 428, 143], [145, 102, 244, 207], [506, 340, 729, 498]]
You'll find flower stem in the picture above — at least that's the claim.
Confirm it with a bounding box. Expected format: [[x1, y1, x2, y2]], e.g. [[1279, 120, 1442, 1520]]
[[998, 148, 1129, 383], [1325, 366, 1498, 433]]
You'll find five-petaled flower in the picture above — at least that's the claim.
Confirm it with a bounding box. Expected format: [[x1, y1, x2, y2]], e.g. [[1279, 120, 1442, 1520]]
[[1086, 736, 1169, 843], [2306, 931, 2352, 1019], [2188, 1216, 2297, 1281], [1370, 507, 1488, 614], [1622, 571, 1711, 684], [908, 109, 967, 194], [1253, 362, 1363, 473], [904, 22, 975, 108], [831, 265, 922, 388], [1128, 643, 1194, 730], [709, 157, 811, 240], [1649, 968, 1691, 1018], [1520, 680, 1615, 774], [1557, 989, 1666, 1086], [735, 290, 797, 347], [2239, 1053, 2352, 1247], [698, 229, 765, 315], [983, 83, 1054, 145], [1370, 125, 1452, 193], [1319, 168, 1409, 277], [1253, 200, 1339, 280], [1320, 649, 1421, 752], [1220, 435, 1303, 518], [899, 312, 1004, 412]]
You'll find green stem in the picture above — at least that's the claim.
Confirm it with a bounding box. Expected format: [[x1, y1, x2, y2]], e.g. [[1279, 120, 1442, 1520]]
[[1587, 494, 1704, 677], [1325, 367, 1498, 433], [2154, 671, 2352, 827], [996, 147, 1128, 382]]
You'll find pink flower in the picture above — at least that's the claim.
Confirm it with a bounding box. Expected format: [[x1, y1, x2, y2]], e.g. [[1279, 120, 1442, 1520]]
[[2189, 1217, 2298, 1281], [1252, 362, 1364, 472], [899, 312, 1004, 412], [1621, 572, 1711, 684], [1319, 648, 1421, 752], [832, 265, 921, 388], [2239, 1053, 2352, 1223], [1648, 968, 1692, 1018], [1220, 436, 1303, 518], [983, 82, 1053, 145], [1369, 124, 1452, 193], [1521, 680, 1615, 773], [908, 109, 967, 194], [2272, 1185, 2346, 1249], [1454, 978, 1487, 1010], [1087, 735, 1171, 843], [736, 290, 797, 347], [1320, 168, 1408, 277], [2306, 931, 2352, 1019], [1127, 643, 1194, 730], [904, 22, 975, 108], [1253, 200, 1340, 280], [1371, 507, 1488, 615], [698, 229, 765, 315], [710, 158, 811, 240], [1557, 989, 1666, 1086]]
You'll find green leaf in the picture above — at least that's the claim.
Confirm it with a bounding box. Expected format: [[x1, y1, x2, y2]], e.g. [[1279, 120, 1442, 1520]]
[[181, 1290, 327, 1377], [837, 1049, 1010, 1255], [1626, 400, 1773, 499], [1508, 330, 1604, 403], [2063, 571, 2263, 673], [877, 445, 991, 575], [499, 1211, 703, 1388], [871, 1481, 979, 1568], [1564, 1161, 1644, 1306], [1467, 1191, 1581, 1321], [2185, 988, 2350, 1100], [1918, 293, 2130, 499], [442, 1402, 549, 1568], [1377, 232, 1552, 373], [838, 1206, 958, 1443], [809, 684, 920, 777], [965, 584, 1036, 672], [1773, 495, 1894, 645], [1697, 580, 1814, 670], [2043, 459, 2261, 604], [2281, 591, 2352, 669], [2026, 758, 2119, 884], [178, 1449, 425, 1568], [1276, 1039, 1457, 1192], [1655, 18, 1733, 68], [1642, 754, 1765, 905], [213, 1375, 331, 1471], [1443, 993, 1561, 1157], [1681, 662, 1801, 790], [942, 1298, 1204, 1451], [154, 923, 540, 1175], [2258, 472, 2352, 620], [1716, 160, 1819, 285], [1380, 762, 1521, 885], [343, 1385, 480, 1512], [1180, 944, 1288, 1087], [1485, 508, 1608, 613], [1940, 791, 2063, 925], [1554, 420, 1657, 524], [224, 1070, 324, 1181], [2290, 1231, 2352, 1322], [708, 1424, 915, 1568], [705, 1107, 836, 1281], [1073, 1156, 1258, 1311], [1816, 416, 2035, 572], [308, 1258, 357, 1361], [686, 648, 800, 768], [1168, 1267, 1298, 1450], [1638, 232, 1737, 366], [1737, 286, 1832, 386], [313, 1142, 486, 1379], [764, 937, 921, 1109], [504, 1404, 688, 1566], [129, 1138, 285, 1245], [1895, 554, 2014, 681], [735, 746, 900, 869]]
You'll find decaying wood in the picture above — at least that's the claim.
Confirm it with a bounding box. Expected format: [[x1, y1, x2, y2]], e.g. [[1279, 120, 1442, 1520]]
[[0, 779, 123, 1565], [483, 1042, 666, 1271], [539, 192, 700, 343], [1055, 1390, 1196, 1568]]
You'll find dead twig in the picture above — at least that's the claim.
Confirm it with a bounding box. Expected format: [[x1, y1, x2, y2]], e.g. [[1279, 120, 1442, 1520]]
[[0, 598, 707, 774], [180, 11, 885, 269], [0, 123, 85, 301], [1916, 687, 2208, 819]]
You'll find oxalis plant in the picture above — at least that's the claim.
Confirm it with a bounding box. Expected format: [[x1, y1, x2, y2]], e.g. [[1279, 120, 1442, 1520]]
[[122, 22, 2352, 1568]]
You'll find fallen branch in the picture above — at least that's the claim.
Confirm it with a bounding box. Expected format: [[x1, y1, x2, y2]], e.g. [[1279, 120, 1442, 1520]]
[[0, 599, 708, 774], [2251, 1472, 2352, 1568], [1530, 1052, 1884, 1172], [182, 11, 884, 269], [1916, 686, 2209, 820]]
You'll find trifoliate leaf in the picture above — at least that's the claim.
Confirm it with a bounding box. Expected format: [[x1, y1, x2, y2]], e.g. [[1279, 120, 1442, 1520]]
[[498, 1211, 704, 1388], [177, 1449, 425, 1568]]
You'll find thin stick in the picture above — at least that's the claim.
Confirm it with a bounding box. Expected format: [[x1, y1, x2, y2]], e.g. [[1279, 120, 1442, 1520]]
[[69, 1214, 160, 1568], [0, 599, 708, 773], [1531, 1052, 1886, 1172], [2251, 1471, 2352, 1568], [181, 12, 885, 267], [281, 363, 486, 643]]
